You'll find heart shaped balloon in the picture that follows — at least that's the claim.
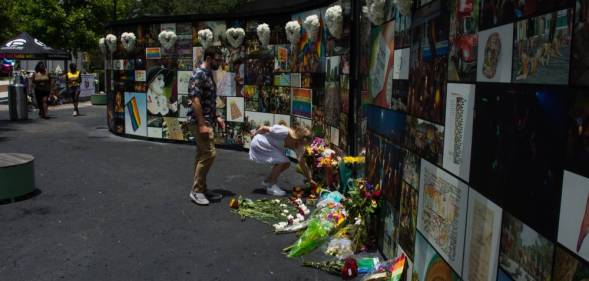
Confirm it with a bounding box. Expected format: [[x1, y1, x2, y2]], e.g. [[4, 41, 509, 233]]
[[158, 30, 177, 50], [256, 23, 271, 48], [121, 32, 136, 52], [105, 34, 117, 53], [285, 20, 301, 47], [98, 38, 107, 54], [303, 15, 320, 42], [198, 29, 214, 49], [325, 5, 343, 39], [225, 28, 245, 48]]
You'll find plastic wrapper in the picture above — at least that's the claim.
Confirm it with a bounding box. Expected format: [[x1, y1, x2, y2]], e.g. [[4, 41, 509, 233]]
[[357, 257, 380, 274], [285, 218, 332, 257], [325, 238, 354, 259]]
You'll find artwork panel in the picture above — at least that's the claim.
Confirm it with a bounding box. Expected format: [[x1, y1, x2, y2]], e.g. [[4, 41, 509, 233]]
[[462, 188, 502, 281], [393, 48, 410, 80], [124, 92, 148, 136], [558, 171, 589, 263], [368, 21, 395, 108], [443, 83, 475, 182], [512, 9, 573, 85], [291, 88, 313, 118], [498, 212, 555, 281], [177, 71, 192, 95], [470, 84, 568, 239], [553, 246, 589, 281], [476, 24, 514, 83], [146, 66, 178, 118], [412, 231, 460, 281], [447, 0, 480, 82], [398, 182, 419, 261], [378, 200, 398, 260], [226, 97, 245, 123], [405, 116, 444, 165], [571, 0, 589, 86], [417, 159, 468, 274]]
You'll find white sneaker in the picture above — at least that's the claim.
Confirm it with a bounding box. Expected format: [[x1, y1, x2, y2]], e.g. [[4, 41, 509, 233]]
[[72, 111, 78, 116], [261, 180, 271, 187], [267, 184, 286, 196], [189, 191, 210, 205]]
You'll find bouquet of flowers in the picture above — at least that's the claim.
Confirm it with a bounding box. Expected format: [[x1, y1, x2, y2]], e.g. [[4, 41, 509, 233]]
[[299, 137, 341, 189], [302, 257, 358, 279], [230, 197, 299, 225], [339, 156, 365, 194], [273, 198, 311, 233], [344, 179, 381, 222], [285, 198, 347, 257]]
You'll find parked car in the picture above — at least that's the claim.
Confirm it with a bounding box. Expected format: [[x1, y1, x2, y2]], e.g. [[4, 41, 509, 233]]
[[0, 59, 14, 76]]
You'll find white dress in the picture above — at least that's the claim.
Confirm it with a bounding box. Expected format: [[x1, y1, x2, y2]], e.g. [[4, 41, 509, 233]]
[[249, 125, 290, 164]]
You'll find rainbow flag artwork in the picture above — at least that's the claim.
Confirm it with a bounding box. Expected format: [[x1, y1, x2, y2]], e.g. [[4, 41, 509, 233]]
[[291, 88, 312, 119], [389, 255, 406, 281], [145, 47, 161, 59], [293, 10, 324, 73], [126, 96, 141, 131]]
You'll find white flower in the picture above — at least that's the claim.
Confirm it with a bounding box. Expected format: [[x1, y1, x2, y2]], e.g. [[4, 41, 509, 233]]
[[98, 38, 107, 54], [273, 222, 288, 231], [282, 209, 289, 214], [256, 23, 271, 47], [397, 0, 413, 16], [287, 215, 294, 220], [280, 204, 287, 208], [285, 20, 301, 47], [303, 15, 321, 42], [198, 29, 214, 49], [158, 30, 177, 50], [273, 199, 281, 203], [225, 27, 245, 48], [296, 214, 305, 221], [105, 34, 117, 53], [325, 5, 343, 39], [363, 0, 387, 25], [121, 32, 136, 52]]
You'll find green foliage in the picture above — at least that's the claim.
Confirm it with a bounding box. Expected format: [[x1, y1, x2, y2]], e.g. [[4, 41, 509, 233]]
[[0, 0, 243, 56]]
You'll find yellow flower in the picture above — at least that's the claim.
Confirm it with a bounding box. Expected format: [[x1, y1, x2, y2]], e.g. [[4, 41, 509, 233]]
[[371, 200, 377, 208], [342, 156, 366, 164]]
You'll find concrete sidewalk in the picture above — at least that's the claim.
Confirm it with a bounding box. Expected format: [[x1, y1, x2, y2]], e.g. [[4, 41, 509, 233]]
[[0, 105, 338, 281]]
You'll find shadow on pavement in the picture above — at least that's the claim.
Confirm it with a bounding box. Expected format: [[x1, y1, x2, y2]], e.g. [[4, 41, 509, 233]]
[[0, 188, 42, 205]]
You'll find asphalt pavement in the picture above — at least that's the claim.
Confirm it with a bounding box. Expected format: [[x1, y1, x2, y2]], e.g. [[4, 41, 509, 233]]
[[0, 103, 340, 281]]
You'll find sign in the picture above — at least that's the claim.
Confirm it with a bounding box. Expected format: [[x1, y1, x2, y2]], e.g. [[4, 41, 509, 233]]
[[80, 74, 95, 97]]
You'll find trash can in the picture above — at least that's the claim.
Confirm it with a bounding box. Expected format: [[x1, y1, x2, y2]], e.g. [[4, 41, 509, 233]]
[[8, 83, 28, 121]]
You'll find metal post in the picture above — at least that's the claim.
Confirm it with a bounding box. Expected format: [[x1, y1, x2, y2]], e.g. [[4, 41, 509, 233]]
[[113, 0, 117, 21], [348, 0, 361, 156]]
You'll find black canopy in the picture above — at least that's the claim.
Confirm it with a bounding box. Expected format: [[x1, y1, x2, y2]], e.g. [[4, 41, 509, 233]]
[[0, 32, 70, 60]]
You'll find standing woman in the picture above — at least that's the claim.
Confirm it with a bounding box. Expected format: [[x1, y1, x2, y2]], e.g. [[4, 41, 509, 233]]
[[32, 62, 51, 119], [67, 63, 81, 116]]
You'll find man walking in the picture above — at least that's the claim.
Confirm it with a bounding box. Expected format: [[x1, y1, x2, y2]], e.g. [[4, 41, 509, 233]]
[[188, 47, 225, 206]]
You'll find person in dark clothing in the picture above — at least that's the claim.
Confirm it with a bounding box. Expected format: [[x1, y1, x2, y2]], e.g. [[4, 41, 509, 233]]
[[32, 62, 51, 119]]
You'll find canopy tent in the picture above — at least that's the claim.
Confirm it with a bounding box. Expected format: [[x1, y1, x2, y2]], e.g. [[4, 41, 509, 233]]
[[0, 32, 70, 60]]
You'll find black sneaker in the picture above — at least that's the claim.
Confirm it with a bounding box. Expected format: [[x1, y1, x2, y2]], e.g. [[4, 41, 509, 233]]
[[204, 190, 223, 201]]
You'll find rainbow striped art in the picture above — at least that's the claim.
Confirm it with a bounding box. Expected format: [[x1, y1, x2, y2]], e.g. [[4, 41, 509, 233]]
[[292, 9, 325, 73], [389, 255, 406, 281], [291, 88, 312, 119], [145, 47, 161, 59], [124, 92, 147, 136], [126, 97, 141, 131]]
